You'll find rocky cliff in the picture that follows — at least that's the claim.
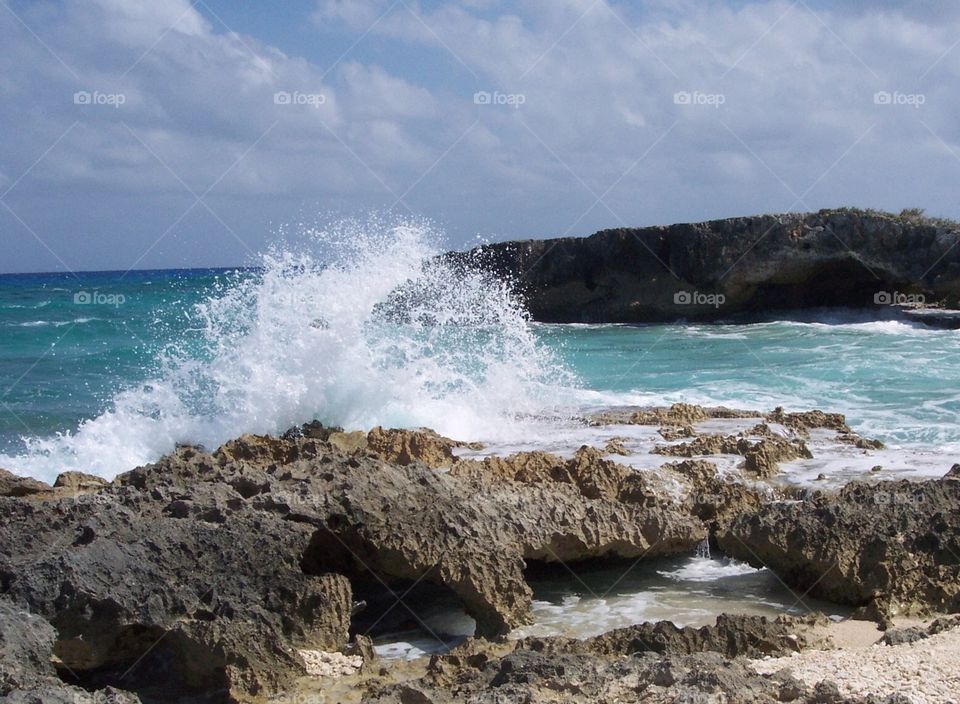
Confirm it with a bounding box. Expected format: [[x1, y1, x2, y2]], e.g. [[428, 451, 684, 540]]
[[452, 209, 960, 322]]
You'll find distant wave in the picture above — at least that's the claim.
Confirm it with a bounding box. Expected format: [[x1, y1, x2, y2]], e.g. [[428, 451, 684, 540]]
[[11, 317, 101, 328], [2, 301, 50, 309]]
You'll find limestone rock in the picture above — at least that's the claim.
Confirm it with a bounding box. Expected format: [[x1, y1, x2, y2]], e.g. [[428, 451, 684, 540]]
[[0, 434, 704, 701], [717, 470, 960, 617], [0, 468, 51, 498]]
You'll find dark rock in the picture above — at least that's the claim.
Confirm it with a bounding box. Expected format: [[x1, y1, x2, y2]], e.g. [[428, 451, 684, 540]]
[[365, 426, 456, 467], [0, 596, 142, 703], [450, 209, 960, 323], [664, 459, 770, 532], [589, 403, 760, 427], [354, 616, 839, 703], [717, 474, 960, 616], [766, 407, 850, 434], [0, 433, 705, 700], [520, 614, 818, 659], [881, 615, 960, 645]]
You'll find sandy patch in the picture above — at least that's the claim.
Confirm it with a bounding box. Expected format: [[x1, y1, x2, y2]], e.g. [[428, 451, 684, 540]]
[[751, 624, 960, 703]]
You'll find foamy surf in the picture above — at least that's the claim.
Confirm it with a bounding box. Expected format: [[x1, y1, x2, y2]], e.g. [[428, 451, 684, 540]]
[[0, 218, 576, 481]]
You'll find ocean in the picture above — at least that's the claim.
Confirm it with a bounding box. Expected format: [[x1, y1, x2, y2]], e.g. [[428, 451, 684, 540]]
[[1, 221, 959, 485]]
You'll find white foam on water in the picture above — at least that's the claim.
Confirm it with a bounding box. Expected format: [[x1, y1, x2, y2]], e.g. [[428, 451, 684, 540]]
[[657, 556, 760, 582], [0, 217, 577, 481]]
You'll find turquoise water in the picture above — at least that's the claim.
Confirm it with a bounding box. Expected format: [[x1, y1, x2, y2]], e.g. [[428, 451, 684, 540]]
[[1, 250, 959, 481], [541, 317, 960, 447], [0, 269, 244, 450]]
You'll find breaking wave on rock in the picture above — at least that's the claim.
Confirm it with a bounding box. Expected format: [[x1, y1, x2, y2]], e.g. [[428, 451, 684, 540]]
[[1, 217, 576, 481]]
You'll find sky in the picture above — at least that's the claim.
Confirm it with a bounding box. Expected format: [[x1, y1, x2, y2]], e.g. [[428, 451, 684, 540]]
[[1, 0, 959, 273]]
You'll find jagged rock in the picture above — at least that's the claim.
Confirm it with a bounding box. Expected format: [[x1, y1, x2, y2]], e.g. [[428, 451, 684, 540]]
[[880, 616, 960, 646], [281, 419, 342, 441], [453, 209, 960, 323], [327, 430, 369, 454], [654, 433, 812, 478], [0, 596, 142, 703], [589, 403, 759, 427], [0, 434, 704, 701], [603, 437, 630, 455], [366, 427, 459, 467], [352, 614, 846, 703], [766, 406, 850, 434], [742, 437, 813, 477], [657, 425, 695, 441], [318, 444, 703, 636], [717, 469, 960, 617], [449, 446, 666, 507], [837, 433, 885, 450], [52, 471, 108, 495], [664, 460, 770, 531], [348, 634, 378, 671], [0, 448, 355, 701], [0, 468, 51, 498], [519, 614, 820, 659]]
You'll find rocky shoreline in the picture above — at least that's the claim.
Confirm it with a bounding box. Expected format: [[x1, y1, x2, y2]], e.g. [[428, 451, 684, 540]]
[[1, 406, 959, 703], [448, 208, 960, 323]]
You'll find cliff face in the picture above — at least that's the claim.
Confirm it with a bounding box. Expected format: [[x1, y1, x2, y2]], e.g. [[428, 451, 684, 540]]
[[457, 209, 960, 322]]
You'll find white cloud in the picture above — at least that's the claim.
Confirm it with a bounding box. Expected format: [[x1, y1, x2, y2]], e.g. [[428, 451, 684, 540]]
[[2, 0, 960, 272]]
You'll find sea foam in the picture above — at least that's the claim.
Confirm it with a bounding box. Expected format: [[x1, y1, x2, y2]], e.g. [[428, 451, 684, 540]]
[[1, 218, 575, 481]]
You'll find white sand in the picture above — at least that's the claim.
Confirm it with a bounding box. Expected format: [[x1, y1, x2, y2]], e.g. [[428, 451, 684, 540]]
[[751, 626, 960, 703]]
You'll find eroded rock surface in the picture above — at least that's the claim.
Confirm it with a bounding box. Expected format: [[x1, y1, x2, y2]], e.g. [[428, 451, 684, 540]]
[[654, 433, 813, 478], [589, 402, 759, 427], [0, 429, 703, 702], [718, 469, 960, 619], [664, 459, 772, 532], [328, 614, 891, 704]]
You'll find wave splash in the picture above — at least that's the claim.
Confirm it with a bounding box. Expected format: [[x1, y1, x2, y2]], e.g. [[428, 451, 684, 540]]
[[3, 218, 575, 481]]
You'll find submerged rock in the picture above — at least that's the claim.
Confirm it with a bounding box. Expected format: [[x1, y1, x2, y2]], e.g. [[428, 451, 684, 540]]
[[589, 402, 759, 427], [654, 433, 812, 478]]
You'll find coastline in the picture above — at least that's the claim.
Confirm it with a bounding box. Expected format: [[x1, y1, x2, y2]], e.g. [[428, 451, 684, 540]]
[[2, 405, 958, 702]]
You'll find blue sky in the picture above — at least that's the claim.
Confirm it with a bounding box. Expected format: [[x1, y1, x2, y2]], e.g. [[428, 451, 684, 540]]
[[1, 0, 959, 273]]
